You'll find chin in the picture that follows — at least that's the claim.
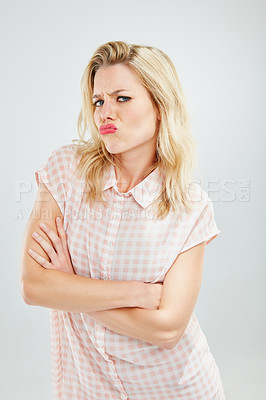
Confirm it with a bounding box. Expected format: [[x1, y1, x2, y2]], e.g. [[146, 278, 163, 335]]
[[103, 143, 122, 154]]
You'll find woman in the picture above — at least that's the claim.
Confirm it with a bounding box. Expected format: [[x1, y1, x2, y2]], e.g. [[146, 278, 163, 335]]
[[20, 41, 225, 399]]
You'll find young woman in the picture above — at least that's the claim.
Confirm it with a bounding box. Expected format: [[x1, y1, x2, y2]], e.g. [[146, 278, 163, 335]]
[[20, 41, 225, 399]]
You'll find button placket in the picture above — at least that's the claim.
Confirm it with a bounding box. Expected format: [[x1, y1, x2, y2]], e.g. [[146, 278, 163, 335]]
[[101, 197, 124, 281], [96, 197, 130, 400]]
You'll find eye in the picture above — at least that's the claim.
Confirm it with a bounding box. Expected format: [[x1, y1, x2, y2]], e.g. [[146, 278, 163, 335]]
[[92, 96, 131, 107], [93, 100, 103, 107], [117, 96, 130, 102]]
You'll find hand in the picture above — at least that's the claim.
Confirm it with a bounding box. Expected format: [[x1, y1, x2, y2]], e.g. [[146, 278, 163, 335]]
[[139, 282, 163, 310], [28, 217, 75, 274]]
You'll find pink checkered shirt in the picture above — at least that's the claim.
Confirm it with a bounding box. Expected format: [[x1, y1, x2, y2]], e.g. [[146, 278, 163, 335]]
[[35, 144, 225, 399]]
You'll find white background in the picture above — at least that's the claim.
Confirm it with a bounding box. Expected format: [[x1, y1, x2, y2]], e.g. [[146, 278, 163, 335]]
[[1, 0, 265, 399]]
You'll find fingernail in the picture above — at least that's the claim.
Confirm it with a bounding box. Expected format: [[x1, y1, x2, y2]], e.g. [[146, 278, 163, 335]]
[[32, 232, 38, 238], [56, 217, 61, 223], [28, 249, 34, 254], [40, 223, 46, 228]]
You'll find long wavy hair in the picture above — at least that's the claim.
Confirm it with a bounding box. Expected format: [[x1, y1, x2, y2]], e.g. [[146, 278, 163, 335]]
[[72, 40, 201, 219]]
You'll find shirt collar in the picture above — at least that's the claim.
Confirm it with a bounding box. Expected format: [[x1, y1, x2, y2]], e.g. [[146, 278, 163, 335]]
[[103, 164, 164, 208]]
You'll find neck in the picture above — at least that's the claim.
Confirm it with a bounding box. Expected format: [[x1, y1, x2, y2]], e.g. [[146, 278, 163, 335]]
[[113, 152, 157, 193]]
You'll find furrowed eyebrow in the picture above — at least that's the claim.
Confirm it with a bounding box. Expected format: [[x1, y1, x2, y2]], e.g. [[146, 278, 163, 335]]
[[92, 89, 129, 100]]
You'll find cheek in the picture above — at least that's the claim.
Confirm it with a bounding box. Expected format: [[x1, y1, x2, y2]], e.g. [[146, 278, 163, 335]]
[[136, 106, 158, 132], [129, 104, 155, 127], [94, 112, 103, 130], [93, 110, 98, 124]]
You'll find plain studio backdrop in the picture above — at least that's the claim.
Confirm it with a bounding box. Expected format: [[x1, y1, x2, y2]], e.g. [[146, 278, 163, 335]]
[[1, 0, 265, 399]]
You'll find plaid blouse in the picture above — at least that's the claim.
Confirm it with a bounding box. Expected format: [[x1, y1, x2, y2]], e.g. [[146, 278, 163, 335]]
[[35, 143, 225, 400]]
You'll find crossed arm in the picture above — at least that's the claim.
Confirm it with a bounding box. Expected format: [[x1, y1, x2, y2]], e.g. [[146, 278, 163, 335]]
[[20, 181, 206, 350], [85, 240, 206, 349]]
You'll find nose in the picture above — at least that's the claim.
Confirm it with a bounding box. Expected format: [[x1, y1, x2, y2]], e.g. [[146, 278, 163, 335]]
[[99, 98, 117, 122]]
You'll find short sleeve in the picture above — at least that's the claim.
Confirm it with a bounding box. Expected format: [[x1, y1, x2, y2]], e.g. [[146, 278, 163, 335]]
[[180, 189, 221, 254], [35, 144, 73, 217]]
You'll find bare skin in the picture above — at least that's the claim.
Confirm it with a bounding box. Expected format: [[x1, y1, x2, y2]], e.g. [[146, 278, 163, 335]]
[[92, 63, 161, 192], [20, 181, 163, 314], [21, 62, 207, 349]]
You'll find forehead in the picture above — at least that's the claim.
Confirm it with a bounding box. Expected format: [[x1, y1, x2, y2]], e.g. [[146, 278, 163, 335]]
[[93, 64, 143, 92]]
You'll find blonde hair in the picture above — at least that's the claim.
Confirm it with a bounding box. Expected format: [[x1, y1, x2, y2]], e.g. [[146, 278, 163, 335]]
[[72, 40, 201, 219]]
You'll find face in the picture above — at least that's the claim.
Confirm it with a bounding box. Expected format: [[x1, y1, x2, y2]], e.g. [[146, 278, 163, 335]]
[[92, 63, 160, 158]]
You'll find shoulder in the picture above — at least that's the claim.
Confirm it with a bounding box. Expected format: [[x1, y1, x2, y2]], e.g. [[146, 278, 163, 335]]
[[43, 143, 79, 175], [177, 182, 220, 252], [35, 143, 80, 188], [47, 143, 77, 162], [186, 182, 214, 212]]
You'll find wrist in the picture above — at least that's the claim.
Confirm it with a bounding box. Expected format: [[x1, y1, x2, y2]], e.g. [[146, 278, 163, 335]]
[[130, 281, 146, 308]]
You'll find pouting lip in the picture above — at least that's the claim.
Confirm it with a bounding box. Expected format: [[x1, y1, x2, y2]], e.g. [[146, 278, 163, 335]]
[[99, 123, 118, 131], [100, 129, 117, 135]]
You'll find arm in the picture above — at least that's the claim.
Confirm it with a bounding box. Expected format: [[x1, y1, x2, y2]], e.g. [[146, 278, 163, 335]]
[[20, 180, 146, 312], [86, 241, 206, 349], [87, 307, 175, 349], [158, 241, 206, 345]]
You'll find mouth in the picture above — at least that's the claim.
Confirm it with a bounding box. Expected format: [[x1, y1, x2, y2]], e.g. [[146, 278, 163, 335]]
[[99, 124, 118, 135]]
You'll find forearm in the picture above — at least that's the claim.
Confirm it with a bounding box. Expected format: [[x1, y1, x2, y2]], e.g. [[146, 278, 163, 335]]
[[86, 307, 175, 348], [27, 269, 144, 313]]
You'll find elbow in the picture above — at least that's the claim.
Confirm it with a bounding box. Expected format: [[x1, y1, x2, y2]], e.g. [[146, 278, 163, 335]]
[[157, 329, 181, 350], [156, 310, 183, 350], [20, 278, 35, 305], [160, 340, 178, 350], [159, 341, 177, 350], [158, 333, 176, 350]]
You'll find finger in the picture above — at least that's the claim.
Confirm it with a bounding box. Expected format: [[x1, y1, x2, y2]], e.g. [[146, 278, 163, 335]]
[[28, 248, 52, 269], [56, 217, 67, 239], [32, 232, 57, 262], [56, 217, 68, 253], [39, 222, 64, 254]]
